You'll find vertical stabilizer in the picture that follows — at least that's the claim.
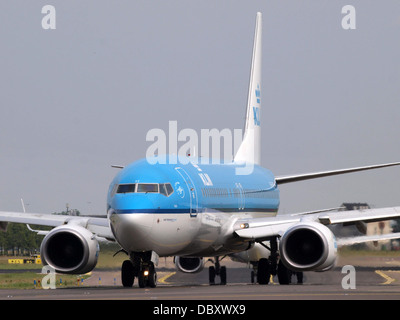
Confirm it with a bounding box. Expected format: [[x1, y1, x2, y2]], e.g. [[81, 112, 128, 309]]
[[234, 12, 262, 165]]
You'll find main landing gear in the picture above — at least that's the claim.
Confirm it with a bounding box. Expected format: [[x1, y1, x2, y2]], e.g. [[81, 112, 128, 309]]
[[250, 237, 297, 285], [208, 256, 227, 285], [251, 258, 292, 285], [121, 252, 158, 288]]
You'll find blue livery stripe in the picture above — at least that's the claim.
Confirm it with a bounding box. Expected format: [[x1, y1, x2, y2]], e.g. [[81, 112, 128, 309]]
[[115, 209, 193, 214], [115, 208, 277, 214]]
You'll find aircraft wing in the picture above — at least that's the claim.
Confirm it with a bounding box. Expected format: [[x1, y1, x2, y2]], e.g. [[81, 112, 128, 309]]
[[0, 210, 114, 241], [235, 206, 400, 245], [275, 161, 400, 184], [336, 232, 400, 246]]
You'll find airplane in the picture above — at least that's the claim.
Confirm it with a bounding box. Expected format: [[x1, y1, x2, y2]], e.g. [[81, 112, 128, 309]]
[[1, 12, 400, 288]]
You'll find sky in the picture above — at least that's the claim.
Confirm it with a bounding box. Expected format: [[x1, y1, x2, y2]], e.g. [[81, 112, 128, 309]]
[[0, 1, 399, 216]]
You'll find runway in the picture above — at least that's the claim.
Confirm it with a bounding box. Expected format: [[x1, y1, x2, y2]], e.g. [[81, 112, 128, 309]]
[[2, 261, 400, 300]]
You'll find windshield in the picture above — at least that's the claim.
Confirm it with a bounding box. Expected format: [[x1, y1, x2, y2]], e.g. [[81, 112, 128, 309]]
[[137, 183, 159, 193], [114, 183, 174, 196], [116, 184, 136, 193]]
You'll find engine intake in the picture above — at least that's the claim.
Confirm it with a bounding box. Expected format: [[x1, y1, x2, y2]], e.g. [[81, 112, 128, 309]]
[[280, 222, 337, 272], [174, 256, 204, 273], [40, 225, 99, 274]]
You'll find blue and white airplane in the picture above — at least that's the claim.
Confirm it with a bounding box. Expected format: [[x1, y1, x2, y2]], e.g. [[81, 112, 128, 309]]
[[1, 12, 400, 287]]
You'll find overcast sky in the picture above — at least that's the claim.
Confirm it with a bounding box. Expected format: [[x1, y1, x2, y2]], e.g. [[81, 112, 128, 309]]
[[0, 1, 399, 215]]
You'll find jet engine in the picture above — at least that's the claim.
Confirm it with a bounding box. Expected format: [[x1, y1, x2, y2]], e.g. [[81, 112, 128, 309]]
[[40, 225, 99, 274], [279, 221, 337, 272], [174, 256, 205, 273]]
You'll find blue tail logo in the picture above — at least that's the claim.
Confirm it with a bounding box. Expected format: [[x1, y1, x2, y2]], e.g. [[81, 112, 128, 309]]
[[253, 106, 260, 126], [255, 84, 261, 104]]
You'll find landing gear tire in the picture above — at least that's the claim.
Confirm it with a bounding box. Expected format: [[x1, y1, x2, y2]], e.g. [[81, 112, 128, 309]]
[[121, 252, 159, 288], [251, 237, 301, 286], [257, 258, 270, 285], [220, 266, 227, 285], [138, 271, 146, 288], [148, 266, 157, 288], [138, 266, 157, 288], [208, 256, 227, 285], [209, 266, 216, 285], [121, 260, 134, 287]]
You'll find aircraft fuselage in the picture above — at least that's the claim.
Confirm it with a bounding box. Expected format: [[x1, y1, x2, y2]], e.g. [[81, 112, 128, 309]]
[[107, 157, 279, 257]]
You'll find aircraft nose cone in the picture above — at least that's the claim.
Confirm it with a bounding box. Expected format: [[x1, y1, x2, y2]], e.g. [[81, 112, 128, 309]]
[[109, 211, 155, 252], [109, 194, 158, 251]]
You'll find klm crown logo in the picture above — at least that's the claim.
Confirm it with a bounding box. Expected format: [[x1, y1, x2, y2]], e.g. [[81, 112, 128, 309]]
[[252, 84, 261, 126], [255, 84, 260, 104], [253, 107, 260, 126]]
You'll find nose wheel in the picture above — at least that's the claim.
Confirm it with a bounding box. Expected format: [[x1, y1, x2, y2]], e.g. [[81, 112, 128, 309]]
[[121, 260, 135, 287], [138, 264, 157, 288], [121, 252, 158, 288]]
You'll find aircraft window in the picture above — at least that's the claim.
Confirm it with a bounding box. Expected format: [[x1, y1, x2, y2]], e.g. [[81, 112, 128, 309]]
[[117, 184, 136, 193], [117, 183, 173, 195], [160, 183, 174, 196], [137, 183, 159, 193], [160, 184, 168, 196], [111, 184, 119, 197], [165, 183, 173, 196]]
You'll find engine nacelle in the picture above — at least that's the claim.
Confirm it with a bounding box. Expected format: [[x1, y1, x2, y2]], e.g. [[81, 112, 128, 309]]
[[279, 221, 337, 272], [40, 225, 99, 274], [174, 256, 204, 273]]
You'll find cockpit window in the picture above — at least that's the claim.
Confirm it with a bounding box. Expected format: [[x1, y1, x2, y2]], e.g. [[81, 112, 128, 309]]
[[114, 183, 174, 196], [137, 183, 159, 193], [166, 183, 174, 196], [116, 184, 136, 193], [160, 183, 174, 197]]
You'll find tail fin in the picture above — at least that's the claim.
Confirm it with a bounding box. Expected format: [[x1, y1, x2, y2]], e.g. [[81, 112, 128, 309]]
[[234, 12, 262, 165]]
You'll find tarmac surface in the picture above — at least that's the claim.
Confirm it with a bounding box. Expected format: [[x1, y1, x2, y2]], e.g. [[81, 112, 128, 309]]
[[1, 254, 400, 301]]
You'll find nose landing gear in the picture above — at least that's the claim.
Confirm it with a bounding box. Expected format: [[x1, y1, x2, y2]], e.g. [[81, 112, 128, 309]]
[[137, 264, 157, 288], [121, 251, 158, 288]]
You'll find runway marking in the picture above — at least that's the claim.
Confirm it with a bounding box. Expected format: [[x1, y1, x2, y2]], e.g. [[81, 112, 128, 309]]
[[375, 270, 396, 285], [120, 290, 400, 301], [158, 272, 176, 284]]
